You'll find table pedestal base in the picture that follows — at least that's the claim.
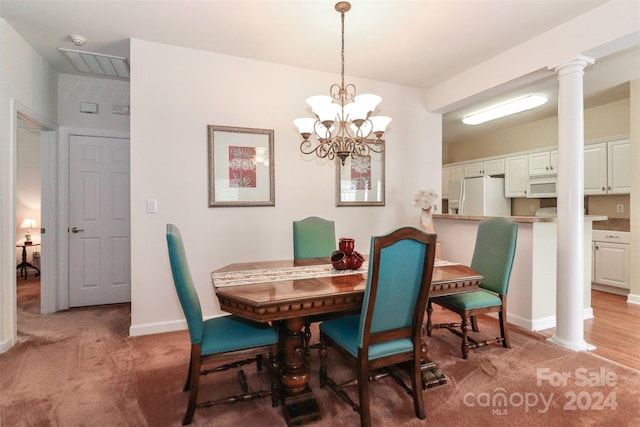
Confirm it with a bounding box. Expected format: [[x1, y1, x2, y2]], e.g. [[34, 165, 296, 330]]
[[281, 385, 320, 426]]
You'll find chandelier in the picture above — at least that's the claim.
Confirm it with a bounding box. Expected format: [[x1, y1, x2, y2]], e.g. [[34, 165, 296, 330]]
[[294, 1, 391, 166]]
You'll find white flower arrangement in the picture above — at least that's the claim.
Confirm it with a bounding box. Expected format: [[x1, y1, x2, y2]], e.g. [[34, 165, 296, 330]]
[[412, 188, 438, 210]]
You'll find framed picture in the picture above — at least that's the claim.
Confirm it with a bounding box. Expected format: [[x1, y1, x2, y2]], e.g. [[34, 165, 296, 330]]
[[208, 125, 275, 207], [335, 142, 385, 206]]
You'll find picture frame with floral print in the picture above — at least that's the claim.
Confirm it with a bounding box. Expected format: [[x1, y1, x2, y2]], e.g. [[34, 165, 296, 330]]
[[208, 125, 275, 207], [335, 141, 385, 206]]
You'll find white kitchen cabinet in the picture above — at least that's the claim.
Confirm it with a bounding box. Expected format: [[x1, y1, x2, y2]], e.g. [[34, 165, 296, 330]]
[[528, 150, 558, 176], [442, 164, 463, 199], [463, 158, 504, 178], [583, 139, 630, 195], [504, 155, 528, 197], [607, 138, 630, 194], [584, 142, 607, 195], [592, 230, 630, 292]]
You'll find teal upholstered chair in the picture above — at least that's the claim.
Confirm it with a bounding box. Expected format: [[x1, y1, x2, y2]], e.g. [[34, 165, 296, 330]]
[[427, 217, 518, 359], [319, 227, 437, 427], [293, 216, 337, 259], [166, 224, 279, 425], [293, 216, 338, 356]]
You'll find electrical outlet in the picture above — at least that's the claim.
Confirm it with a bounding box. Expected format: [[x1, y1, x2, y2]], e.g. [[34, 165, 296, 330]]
[[616, 204, 624, 213], [530, 205, 535, 213]]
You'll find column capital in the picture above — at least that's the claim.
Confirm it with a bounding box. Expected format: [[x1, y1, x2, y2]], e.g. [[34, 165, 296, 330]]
[[550, 55, 595, 75]]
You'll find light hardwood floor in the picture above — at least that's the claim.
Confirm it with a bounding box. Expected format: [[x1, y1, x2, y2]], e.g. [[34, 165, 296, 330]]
[[537, 290, 640, 370]]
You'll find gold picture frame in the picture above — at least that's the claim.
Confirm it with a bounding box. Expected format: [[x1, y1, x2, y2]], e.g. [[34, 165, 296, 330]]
[[208, 125, 275, 207], [335, 142, 385, 206]]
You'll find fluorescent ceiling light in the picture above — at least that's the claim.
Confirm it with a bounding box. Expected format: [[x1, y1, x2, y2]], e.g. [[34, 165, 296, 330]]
[[59, 48, 130, 79], [462, 95, 548, 125]]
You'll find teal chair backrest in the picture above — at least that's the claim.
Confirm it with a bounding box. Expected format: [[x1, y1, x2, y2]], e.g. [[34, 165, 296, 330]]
[[357, 227, 436, 347], [471, 217, 518, 296], [293, 216, 337, 259], [166, 224, 204, 345]]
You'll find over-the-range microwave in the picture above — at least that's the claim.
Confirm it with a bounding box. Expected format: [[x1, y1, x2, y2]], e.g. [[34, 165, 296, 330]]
[[527, 175, 557, 198]]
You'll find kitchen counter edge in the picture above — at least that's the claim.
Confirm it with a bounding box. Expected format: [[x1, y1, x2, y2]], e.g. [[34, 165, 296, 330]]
[[433, 214, 608, 224]]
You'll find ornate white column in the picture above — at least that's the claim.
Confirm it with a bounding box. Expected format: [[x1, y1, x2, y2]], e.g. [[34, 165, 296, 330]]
[[548, 56, 594, 352]]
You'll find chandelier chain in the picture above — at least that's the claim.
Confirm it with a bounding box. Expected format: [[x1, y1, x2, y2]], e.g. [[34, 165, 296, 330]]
[[294, 1, 390, 165]]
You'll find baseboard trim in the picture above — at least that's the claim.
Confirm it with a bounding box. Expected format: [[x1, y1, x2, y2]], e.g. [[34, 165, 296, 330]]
[[0, 337, 15, 354], [627, 293, 640, 305], [129, 314, 225, 336], [508, 307, 594, 332], [129, 319, 187, 337]]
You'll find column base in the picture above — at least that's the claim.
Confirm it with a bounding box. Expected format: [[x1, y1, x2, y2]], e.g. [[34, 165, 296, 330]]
[[547, 335, 596, 352]]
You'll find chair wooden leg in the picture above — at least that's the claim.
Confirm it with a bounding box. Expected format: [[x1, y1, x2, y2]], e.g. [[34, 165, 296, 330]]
[[319, 339, 328, 388], [499, 310, 510, 348], [357, 358, 371, 427], [470, 315, 479, 332], [460, 316, 470, 360], [183, 356, 193, 392], [269, 346, 280, 408], [410, 360, 426, 420], [426, 301, 433, 336], [304, 319, 312, 359], [183, 344, 202, 425]]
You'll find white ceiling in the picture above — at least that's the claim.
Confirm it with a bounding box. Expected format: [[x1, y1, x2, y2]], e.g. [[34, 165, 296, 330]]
[[1, 0, 638, 144]]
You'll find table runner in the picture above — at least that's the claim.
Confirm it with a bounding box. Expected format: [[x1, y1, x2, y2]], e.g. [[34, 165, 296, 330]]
[[211, 259, 458, 288]]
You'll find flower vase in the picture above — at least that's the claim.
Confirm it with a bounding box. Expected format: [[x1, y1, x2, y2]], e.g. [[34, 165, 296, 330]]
[[419, 208, 436, 233]]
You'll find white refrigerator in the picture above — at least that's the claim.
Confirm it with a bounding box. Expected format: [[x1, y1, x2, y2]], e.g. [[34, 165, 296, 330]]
[[448, 176, 511, 216]]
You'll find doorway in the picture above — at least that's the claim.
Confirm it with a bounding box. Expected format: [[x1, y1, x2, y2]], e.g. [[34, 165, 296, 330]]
[[16, 115, 42, 310]]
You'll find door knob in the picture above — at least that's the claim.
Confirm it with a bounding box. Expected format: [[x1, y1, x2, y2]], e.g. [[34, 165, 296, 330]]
[[71, 227, 85, 233]]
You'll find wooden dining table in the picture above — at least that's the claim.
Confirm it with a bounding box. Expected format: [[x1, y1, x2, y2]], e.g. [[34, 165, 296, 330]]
[[212, 258, 482, 426]]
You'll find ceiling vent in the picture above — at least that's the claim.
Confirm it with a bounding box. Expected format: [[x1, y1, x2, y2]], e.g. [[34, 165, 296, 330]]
[[58, 48, 129, 79]]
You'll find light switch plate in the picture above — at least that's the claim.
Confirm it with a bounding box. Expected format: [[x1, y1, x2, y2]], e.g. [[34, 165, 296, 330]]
[[146, 199, 158, 214]]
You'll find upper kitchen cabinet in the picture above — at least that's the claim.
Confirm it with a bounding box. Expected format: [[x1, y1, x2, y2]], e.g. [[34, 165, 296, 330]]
[[584, 142, 608, 195], [607, 139, 631, 194], [463, 158, 505, 178], [583, 138, 630, 195], [442, 164, 463, 199], [528, 149, 558, 176], [504, 155, 528, 197]]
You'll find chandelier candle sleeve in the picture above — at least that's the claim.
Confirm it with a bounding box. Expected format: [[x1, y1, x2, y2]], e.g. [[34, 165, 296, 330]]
[[294, 1, 391, 165]]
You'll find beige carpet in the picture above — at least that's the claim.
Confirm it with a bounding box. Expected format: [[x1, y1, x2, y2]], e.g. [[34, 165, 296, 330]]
[[2, 280, 639, 427]]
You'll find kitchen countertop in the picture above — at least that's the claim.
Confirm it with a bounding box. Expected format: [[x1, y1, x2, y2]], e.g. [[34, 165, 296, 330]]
[[433, 214, 608, 224]]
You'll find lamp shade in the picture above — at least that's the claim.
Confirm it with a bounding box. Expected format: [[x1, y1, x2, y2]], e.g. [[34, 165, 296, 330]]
[[354, 94, 381, 113], [343, 100, 369, 121], [312, 102, 341, 123], [293, 118, 316, 134], [20, 218, 37, 229], [370, 116, 392, 133]]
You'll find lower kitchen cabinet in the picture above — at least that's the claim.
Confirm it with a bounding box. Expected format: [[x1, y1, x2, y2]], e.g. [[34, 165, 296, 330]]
[[592, 230, 630, 293]]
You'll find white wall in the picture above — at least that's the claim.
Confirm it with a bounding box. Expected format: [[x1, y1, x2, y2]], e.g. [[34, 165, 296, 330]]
[[58, 74, 130, 132], [0, 19, 57, 353], [426, 1, 640, 113], [129, 39, 442, 335]]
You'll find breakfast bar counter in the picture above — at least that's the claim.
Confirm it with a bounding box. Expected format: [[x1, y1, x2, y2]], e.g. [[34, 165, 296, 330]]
[[433, 213, 607, 331]]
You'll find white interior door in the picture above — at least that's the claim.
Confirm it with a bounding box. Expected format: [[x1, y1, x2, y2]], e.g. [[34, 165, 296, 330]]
[[69, 135, 130, 307]]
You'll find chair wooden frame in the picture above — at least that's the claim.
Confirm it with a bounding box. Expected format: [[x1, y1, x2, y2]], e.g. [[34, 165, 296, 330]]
[[319, 227, 437, 427], [426, 294, 510, 359], [182, 342, 279, 425], [426, 217, 517, 359], [166, 224, 280, 425], [292, 216, 343, 359]]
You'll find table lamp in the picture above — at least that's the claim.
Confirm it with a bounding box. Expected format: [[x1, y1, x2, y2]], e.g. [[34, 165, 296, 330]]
[[20, 218, 37, 242]]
